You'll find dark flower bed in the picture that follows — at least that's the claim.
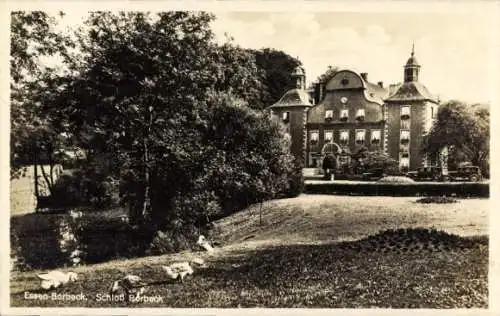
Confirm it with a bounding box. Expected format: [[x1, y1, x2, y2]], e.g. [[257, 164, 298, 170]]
[[416, 196, 459, 204]]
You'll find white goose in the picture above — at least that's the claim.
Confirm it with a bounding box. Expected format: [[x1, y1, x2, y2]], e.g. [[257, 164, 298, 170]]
[[197, 235, 214, 252], [110, 274, 147, 299], [161, 258, 208, 282], [37, 271, 78, 290]]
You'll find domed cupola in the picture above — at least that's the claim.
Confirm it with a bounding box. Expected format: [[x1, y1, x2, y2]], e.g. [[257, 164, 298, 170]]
[[269, 65, 311, 108], [291, 65, 306, 89], [404, 44, 421, 82]]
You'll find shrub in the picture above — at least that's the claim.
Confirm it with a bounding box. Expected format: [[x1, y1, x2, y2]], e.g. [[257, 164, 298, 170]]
[[283, 157, 305, 198], [377, 176, 415, 183], [52, 169, 118, 209], [71, 216, 154, 264], [304, 182, 489, 197], [147, 226, 198, 255], [416, 196, 459, 204]]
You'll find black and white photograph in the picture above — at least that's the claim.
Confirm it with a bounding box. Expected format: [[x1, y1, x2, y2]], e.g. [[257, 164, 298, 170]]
[[1, 0, 499, 313]]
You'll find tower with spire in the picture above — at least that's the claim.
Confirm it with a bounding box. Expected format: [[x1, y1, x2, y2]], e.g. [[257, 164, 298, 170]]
[[269, 65, 312, 163], [404, 43, 421, 82]]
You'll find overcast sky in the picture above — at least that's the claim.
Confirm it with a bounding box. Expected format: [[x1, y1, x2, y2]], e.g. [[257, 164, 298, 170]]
[[30, 6, 500, 105], [210, 11, 498, 104]]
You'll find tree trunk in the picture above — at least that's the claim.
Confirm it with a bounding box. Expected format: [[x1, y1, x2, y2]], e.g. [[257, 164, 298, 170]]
[[141, 108, 153, 223], [33, 153, 39, 212], [259, 200, 263, 226], [39, 163, 54, 197], [141, 137, 150, 221]]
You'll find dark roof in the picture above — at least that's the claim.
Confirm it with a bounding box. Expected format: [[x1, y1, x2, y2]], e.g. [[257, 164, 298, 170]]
[[406, 55, 420, 67], [385, 82, 438, 103], [269, 88, 312, 108]]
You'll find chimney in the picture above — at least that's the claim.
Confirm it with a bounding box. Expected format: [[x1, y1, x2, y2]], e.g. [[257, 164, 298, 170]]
[[378, 81, 384, 88], [360, 73, 368, 81]]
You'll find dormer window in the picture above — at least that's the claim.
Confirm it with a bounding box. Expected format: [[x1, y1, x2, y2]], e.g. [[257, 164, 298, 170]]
[[340, 109, 348, 121], [356, 109, 365, 121], [340, 130, 349, 145], [325, 131, 333, 143], [371, 129, 381, 144], [325, 110, 333, 120], [282, 111, 290, 122], [401, 106, 410, 119], [310, 131, 319, 145], [355, 129, 366, 145]]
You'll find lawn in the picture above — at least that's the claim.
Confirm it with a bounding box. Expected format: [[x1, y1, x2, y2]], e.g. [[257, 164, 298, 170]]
[[10, 195, 489, 308]]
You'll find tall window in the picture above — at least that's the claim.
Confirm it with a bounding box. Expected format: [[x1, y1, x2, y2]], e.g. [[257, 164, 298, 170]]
[[282, 111, 290, 122], [431, 106, 437, 119], [310, 131, 319, 145], [325, 131, 333, 143], [400, 157, 410, 169], [371, 129, 381, 144], [340, 130, 349, 145], [340, 109, 348, 120], [325, 110, 333, 119], [356, 109, 365, 119], [401, 106, 410, 118], [401, 119, 410, 129], [355, 129, 366, 144]]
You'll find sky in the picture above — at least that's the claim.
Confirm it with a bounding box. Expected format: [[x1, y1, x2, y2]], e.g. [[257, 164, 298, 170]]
[[21, 6, 500, 105], [210, 11, 497, 104]]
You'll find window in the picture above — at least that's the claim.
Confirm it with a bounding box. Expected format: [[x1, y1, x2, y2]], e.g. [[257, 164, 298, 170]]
[[325, 110, 333, 119], [310, 131, 319, 144], [401, 106, 410, 118], [355, 129, 366, 144], [325, 131, 333, 143], [282, 111, 290, 122], [371, 129, 381, 144], [340, 130, 349, 144], [356, 109, 365, 121], [401, 119, 410, 129], [340, 109, 348, 121], [431, 106, 437, 119], [400, 157, 410, 169]]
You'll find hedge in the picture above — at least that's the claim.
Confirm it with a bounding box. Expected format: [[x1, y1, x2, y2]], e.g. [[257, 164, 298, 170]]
[[305, 182, 489, 197]]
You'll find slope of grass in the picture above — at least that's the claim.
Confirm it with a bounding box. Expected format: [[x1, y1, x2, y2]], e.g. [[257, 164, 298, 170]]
[[213, 195, 488, 245], [10, 195, 489, 308]]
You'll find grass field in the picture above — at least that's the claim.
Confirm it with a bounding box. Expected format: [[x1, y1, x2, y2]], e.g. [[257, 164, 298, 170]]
[[10, 195, 489, 308]]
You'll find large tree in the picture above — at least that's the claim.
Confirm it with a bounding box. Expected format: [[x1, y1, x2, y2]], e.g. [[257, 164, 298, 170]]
[[10, 11, 74, 202], [249, 48, 302, 108], [44, 12, 298, 227], [422, 100, 490, 176]]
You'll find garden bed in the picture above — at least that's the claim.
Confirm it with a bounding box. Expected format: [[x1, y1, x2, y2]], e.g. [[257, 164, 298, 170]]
[[305, 181, 489, 197]]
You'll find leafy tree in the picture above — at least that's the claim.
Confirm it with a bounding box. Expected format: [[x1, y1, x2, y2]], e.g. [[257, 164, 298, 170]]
[[10, 11, 74, 203], [350, 147, 398, 175], [249, 48, 302, 108], [317, 65, 340, 84], [422, 101, 489, 177], [45, 11, 299, 229]]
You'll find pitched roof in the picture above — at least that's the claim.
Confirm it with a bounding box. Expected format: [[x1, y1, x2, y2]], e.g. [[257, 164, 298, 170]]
[[269, 88, 312, 108], [385, 82, 438, 103], [365, 81, 390, 102]]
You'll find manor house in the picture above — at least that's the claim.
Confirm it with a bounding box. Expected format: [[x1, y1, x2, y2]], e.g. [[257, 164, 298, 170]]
[[269, 47, 441, 172]]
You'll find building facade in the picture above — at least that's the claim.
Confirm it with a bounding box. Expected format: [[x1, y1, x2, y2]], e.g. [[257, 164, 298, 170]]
[[270, 48, 440, 172]]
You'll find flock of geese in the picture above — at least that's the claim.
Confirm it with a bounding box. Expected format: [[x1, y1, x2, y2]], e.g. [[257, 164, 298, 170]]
[[36, 235, 216, 300]]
